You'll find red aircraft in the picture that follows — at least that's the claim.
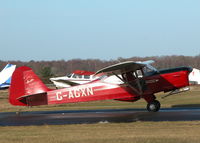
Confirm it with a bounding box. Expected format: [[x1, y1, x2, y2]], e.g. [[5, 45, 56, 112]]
[[9, 61, 192, 112]]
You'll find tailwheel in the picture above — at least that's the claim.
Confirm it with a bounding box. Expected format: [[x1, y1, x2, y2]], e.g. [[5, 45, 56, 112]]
[[146, 100, 160, 112]]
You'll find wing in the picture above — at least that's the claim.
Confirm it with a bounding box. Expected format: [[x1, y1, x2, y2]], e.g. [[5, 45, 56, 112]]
[[95, 61, 146, 75]]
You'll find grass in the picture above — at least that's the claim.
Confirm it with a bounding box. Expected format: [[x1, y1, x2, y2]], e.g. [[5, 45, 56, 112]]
[[1, 86, 200, 143], [0, 122, 200, 143]]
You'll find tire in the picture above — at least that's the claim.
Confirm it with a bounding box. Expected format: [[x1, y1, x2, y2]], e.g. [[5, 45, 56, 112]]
[[147, 100, 160, 112]]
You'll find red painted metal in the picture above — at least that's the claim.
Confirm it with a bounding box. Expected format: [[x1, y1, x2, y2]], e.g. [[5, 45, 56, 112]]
[[73, 70, 94, 76], [143, 70, 190, 94], [47, 83, 135, 105], [9, 66, 51, 106]]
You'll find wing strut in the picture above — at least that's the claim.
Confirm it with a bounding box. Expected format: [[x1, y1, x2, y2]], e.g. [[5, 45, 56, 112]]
[[112, 72, 143, 95], [161, 87, 190, 99]]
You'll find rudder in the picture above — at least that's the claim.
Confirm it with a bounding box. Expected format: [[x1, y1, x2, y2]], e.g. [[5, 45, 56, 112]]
[[9, 66, 50, 106]]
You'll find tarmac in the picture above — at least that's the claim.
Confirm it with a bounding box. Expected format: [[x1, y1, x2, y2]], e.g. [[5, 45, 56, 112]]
[[0, 108, 200, 126]]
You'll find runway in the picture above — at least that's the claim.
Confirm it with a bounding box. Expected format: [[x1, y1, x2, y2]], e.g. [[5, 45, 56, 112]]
[[0, 108, 200, 126]]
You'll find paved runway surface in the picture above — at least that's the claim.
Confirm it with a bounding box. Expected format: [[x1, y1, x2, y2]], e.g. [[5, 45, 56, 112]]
[[1, 108, 200, 126]]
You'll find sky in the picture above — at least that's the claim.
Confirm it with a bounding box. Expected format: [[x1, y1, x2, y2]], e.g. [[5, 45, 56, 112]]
[[0, 0, 200, 61]]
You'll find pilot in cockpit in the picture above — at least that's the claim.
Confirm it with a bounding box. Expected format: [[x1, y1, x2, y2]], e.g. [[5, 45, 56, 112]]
[[122, 71, 136, 82]]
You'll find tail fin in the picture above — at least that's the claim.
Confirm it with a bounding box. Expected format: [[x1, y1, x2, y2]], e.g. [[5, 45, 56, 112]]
[[0, 64, 16, 88], [9, 66, 50, 106]]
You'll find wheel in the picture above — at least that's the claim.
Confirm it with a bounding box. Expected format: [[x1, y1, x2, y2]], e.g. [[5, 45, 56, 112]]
[[146, 100, 160, 112]]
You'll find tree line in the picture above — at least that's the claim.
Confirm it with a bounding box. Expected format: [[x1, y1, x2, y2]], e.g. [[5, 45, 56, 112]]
[[0, 55, 200, 83]]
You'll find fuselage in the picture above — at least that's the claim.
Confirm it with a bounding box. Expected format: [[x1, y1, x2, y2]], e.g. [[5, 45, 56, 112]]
[[44, 66, 192, 105]]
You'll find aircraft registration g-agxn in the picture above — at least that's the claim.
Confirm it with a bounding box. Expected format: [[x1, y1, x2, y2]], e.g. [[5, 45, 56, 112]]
[[9, 61, 192, 112]]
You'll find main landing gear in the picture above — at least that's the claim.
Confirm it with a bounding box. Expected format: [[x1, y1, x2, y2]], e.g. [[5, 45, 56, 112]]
[[146, 100, 160, 112]]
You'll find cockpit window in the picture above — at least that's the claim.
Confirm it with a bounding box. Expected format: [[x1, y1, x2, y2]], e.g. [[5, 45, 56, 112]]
[[143, 66, 158, 76], [72, 74, 77, 78], [122, 71, 136, 82], [67, 73, 72, 78], [136, 70, 143, 78], [84, 75, 90, 79], [72, 74, 82, 78]]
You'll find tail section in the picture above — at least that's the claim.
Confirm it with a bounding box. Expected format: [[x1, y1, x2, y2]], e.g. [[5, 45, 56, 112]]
[[9, 66, 51, 106], [0, 64, 16, 88]]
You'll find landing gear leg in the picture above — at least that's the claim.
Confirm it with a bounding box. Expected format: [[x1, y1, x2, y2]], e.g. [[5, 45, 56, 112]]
[[146, 100, 160, 112], [143, 94, 160, 112]]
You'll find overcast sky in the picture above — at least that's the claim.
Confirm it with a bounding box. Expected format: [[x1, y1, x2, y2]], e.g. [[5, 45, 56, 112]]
[[0, 0, 200, 61]]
